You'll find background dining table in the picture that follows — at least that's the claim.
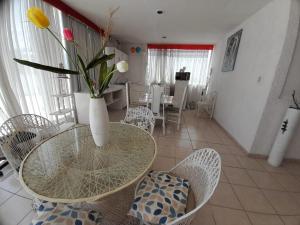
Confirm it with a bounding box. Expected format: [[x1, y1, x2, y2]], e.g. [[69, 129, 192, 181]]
[[19, 122, 157, 203], [138, 93, 174, 105]]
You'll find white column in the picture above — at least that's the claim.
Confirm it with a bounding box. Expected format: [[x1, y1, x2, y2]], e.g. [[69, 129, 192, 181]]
[[268, 108, 300, 167]]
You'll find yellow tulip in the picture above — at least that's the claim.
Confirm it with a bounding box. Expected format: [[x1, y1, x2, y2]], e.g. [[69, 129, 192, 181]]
[[27, 7, 50, 29]]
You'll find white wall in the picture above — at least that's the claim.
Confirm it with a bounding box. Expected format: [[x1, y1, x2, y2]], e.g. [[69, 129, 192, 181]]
[[120, 43, 148, 85], [209, 0, 295, 152], [251, 0, 300, 157]]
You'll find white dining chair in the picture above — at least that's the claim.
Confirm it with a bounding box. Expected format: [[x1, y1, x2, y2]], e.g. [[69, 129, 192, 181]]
[[122, 106, 155, 134], [196, 91, 217, 119], [0, 114, 59, 172], [150, 84, 165, 135], [166, 86, 187, 130], [130, 148, 221, 225], [126, 82, 147, 109]]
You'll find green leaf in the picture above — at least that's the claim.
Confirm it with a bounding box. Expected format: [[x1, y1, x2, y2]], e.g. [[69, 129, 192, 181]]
[[99, 65, 116, 96], [86, 42, 108, 68], [99, 61, 107, 87], [13, 58, 79, 74], [86, 54, 115, 70], [77, 55, 94, 95]]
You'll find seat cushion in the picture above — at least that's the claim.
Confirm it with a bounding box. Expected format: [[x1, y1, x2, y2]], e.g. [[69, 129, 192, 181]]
[[128, 171, 190, 224], [31, 202, 102, 225], [125, 117, 150, 131]]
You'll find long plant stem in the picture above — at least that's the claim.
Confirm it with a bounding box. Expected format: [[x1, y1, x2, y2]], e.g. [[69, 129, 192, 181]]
[[47, 28, 77, 69], [47, 28, 95, 95]]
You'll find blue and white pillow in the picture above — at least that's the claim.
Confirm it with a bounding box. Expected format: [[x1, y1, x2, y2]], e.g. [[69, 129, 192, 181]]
[[128, 171, 190, 224], [31, 201, 102, 225]]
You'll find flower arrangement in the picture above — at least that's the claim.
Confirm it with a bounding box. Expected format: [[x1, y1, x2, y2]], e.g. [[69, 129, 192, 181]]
[[14, 7, 128, 98]]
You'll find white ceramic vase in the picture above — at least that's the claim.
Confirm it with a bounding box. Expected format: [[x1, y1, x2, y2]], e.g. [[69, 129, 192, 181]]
[[89, 98, 109, 147], [268, 107, 300, 167]]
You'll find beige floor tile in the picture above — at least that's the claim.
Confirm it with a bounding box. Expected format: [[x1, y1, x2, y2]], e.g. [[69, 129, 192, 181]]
[[163, 125, 190, 140], [189, 132, 207, 142], [271, 173, 300, 192], [247, 212, 284, 225], [247, 171, 285, 191], [156, 136, 176, 148], [0, 195, 32, 225], [16, 188, 34, 200], [223, 167, 256, 187], [188, 126, 223, 144], [280, 216, 300, 225], [202, 132, 224, 144], [212, 206, 251, 225], [157, 145, 176, 158], [219, 136, 238, 146], [175, 147, 193, 160], [191, 204, 216, 225], [220, 170, 229, 183], [289, 192, 300, 206], [227, 145, 247, 156], [0, 174, 22, 193], [263, 190, 300, 215], [232, 185, 275, 214], [18, 210, 36, 225], [157, 137, 192, 151], [174, 139, 193, 149], [209, 143, 233, 155], [209, 182, 242, 209], [191, 141, 210, 150], [151, 156, 176, 171], [236, 156, 265, 171], [282, 162, 300, 176], [0, 188, 13, 206], [256, 159, 288, 174], [219, 154, 242, 168]]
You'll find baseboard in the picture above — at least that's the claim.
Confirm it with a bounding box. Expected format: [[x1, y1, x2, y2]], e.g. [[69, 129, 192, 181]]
[[213, 117, 300, 163]]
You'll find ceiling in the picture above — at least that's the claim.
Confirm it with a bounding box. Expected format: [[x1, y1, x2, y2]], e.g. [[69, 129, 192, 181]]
[[61, 0, 273, 44]]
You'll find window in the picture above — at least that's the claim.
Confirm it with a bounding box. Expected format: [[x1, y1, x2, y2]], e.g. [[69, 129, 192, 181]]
[[146, 48, 212, 87], [0, 0, 67, 122]]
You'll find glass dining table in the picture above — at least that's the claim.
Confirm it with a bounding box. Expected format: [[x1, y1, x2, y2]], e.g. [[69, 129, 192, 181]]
[[19, 122, 157, 203]]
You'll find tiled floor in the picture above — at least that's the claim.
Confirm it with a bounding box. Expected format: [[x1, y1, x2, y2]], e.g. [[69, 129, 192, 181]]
[[1, 109, 300, 225]]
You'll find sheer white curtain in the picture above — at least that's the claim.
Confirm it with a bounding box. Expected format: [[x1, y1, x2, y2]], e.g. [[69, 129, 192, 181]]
[[0, 54, 22, 124], [146, 49, 212, 103], [0, 0, 65, 121], [63, 16, 101, 92]]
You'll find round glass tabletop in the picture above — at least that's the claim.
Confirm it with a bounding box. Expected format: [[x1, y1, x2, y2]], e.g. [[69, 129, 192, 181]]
[[19, 122, 157, 203]]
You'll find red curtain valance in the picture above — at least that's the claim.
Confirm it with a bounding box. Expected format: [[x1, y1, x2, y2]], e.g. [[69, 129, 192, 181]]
[[43, 0, 103, 34], [147, 44, 214, 50]]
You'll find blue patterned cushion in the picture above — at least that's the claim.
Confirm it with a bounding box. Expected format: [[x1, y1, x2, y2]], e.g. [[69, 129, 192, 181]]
[[31, 203, 102, 225], [33, 200, 58, 216], [128, 171, 190, 224]]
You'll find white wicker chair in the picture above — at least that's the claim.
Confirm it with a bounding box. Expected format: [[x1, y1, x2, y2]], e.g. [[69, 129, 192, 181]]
[[0, 114, 59, 171], [133, 148, 221, 225], [196, 91, 217, 119], [122, 106, 155, 134]]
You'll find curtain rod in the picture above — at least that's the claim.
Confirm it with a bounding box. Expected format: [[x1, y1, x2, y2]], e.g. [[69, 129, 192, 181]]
[[148, 44, 214, 50], [43, 0, 104, 35]]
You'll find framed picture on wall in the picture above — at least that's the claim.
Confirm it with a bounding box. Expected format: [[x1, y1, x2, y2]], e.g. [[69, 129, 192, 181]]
[[222, 29, 243, 72]]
